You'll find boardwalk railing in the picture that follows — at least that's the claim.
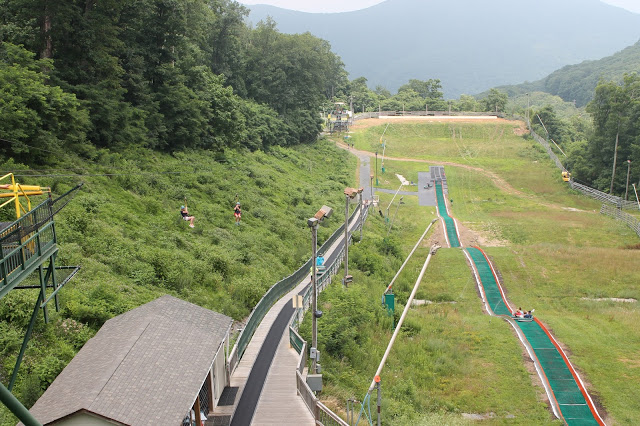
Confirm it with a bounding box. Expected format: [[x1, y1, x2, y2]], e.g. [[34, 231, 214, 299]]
[[229, 203, 365, 374], [292, 328, 349, 426], [287, 204, 370, 426]]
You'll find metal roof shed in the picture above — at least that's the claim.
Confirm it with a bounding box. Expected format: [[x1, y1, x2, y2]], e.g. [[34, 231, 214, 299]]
[[24, 295, 233, 426]]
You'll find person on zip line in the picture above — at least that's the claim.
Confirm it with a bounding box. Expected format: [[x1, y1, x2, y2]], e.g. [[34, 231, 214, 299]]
[[181, 205, 195, 228], [234, 202, 242, 225]]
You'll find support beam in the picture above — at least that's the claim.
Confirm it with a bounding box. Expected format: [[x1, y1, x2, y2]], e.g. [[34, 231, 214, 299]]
[[0, 382, 41, 426]]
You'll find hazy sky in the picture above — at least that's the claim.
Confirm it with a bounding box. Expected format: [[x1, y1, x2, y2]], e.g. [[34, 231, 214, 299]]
[[237, 0, 640, 14]]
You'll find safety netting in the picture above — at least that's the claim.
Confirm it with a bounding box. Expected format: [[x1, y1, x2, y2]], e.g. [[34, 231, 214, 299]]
[[434, 181, 460, 248]]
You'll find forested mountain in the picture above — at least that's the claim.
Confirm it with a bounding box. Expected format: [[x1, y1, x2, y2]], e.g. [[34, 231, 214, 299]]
[[0, 0, 348, 162], [244, 0, 640, 98], [494, 40, 640, 107]]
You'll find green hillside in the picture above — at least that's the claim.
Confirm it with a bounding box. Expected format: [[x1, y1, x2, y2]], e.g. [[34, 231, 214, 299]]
[[495, 40, 640, 107], [246, 0, 640, 99], [0, 141, 356, 424]]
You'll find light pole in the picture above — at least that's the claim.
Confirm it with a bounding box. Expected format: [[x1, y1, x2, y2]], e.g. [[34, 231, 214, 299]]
[[375, 152, 378, 186], [308, 205, 332, 374], [359, 190, 364, 241], [370, 174, 374, 202], [343, 188, 362, 287], [625, 160, 632, 201], [525, 93, 530, 126]]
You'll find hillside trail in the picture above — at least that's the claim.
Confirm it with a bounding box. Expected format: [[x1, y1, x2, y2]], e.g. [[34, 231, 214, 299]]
[[336, 140, 588, 214]]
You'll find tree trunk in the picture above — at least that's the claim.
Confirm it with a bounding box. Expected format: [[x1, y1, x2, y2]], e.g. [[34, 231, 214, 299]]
[[41, 2, 52, 59]]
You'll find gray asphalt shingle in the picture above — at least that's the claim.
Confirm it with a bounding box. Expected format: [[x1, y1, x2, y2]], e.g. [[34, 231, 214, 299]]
[[27, 295, 233, 426]]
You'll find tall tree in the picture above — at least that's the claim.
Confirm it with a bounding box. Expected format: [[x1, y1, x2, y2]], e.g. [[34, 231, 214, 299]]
[[0, 43, 89, 163], [481, 88, 508, 113], [584, 74, 640, 193]]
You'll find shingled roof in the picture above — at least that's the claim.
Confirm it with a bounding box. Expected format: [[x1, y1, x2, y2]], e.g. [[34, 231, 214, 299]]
[[27, 295, 233, 425]]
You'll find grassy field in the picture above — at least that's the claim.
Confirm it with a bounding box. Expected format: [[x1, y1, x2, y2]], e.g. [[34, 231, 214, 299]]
[[320, 119, 640, 425]]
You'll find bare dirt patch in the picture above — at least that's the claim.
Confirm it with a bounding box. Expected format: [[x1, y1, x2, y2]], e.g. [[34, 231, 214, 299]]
[[513, 121, 529, 136], [581, 297, 637, 303], [351, 116, 514, 130], [456, 218, 507, 248], [620, 357, 640, 368]]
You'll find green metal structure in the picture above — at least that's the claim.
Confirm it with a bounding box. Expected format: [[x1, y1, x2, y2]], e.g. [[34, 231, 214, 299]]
[[1, 189, 80, 425]]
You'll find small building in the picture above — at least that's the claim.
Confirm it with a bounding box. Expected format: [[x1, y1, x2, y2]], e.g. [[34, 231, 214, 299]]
[[25, 295, 233, 425]]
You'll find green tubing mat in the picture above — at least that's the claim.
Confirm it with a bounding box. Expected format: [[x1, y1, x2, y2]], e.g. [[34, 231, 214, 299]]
[[517, 321, 598, 425], [466, 247, 511, 316], [465, 247, 601, 425], [435, 181, 460, 248]]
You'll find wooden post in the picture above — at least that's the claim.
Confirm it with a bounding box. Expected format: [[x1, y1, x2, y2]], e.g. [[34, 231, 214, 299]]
[[194, 397, 202, 426], [207, 369, 214, 415]]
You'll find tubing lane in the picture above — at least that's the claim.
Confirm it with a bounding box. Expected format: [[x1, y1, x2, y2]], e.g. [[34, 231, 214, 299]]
[[435, 168, 604, 425], [434, 180, 461, 248], [465, 247, 605, 426]]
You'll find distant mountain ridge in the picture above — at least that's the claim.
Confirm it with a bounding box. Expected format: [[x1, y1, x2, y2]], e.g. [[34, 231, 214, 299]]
[[495, 40, 640, 107], [244, 0, 640, 98]]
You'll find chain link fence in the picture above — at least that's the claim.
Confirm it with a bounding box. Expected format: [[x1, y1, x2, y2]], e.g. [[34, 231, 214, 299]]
[[600, 204, 640, 237], [527, 119, 640, 212]]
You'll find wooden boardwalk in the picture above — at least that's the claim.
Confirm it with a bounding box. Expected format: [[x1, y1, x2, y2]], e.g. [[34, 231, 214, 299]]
[[252, 319, 315, 425], [219, 152, 372, 425], [212, 276, 312, 424], [215, 207, 365, 425]]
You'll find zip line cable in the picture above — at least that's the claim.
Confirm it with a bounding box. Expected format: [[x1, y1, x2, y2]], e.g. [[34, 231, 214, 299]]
[[5, 171, 197, 178], [1, 137, 203, 178], [1, 137, 64, 155]]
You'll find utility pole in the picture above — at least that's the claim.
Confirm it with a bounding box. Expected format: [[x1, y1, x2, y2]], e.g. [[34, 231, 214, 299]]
[[344, 191, 350, 287], [343, 188, 362, 287], [610, 123, 621, 194], [308, 206, 332, 374], [625, 160, 632, 201]]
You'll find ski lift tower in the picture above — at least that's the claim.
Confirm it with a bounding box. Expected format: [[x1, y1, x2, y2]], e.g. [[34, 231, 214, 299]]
[[328, 102, 351, 133]]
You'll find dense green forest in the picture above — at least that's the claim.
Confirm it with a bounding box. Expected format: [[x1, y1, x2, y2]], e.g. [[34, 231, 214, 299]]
[[0, 0, 350, 158], [496, 40, 640, 108], [1, 0, 360, 421]]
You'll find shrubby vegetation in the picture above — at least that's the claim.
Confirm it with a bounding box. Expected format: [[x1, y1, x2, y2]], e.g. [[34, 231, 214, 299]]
[[0, 141, 354, 423]]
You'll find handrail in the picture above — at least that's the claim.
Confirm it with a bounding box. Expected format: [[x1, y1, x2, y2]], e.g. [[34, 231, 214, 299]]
[[1, 199, 57, 296], [229, 203, 364, 373]]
